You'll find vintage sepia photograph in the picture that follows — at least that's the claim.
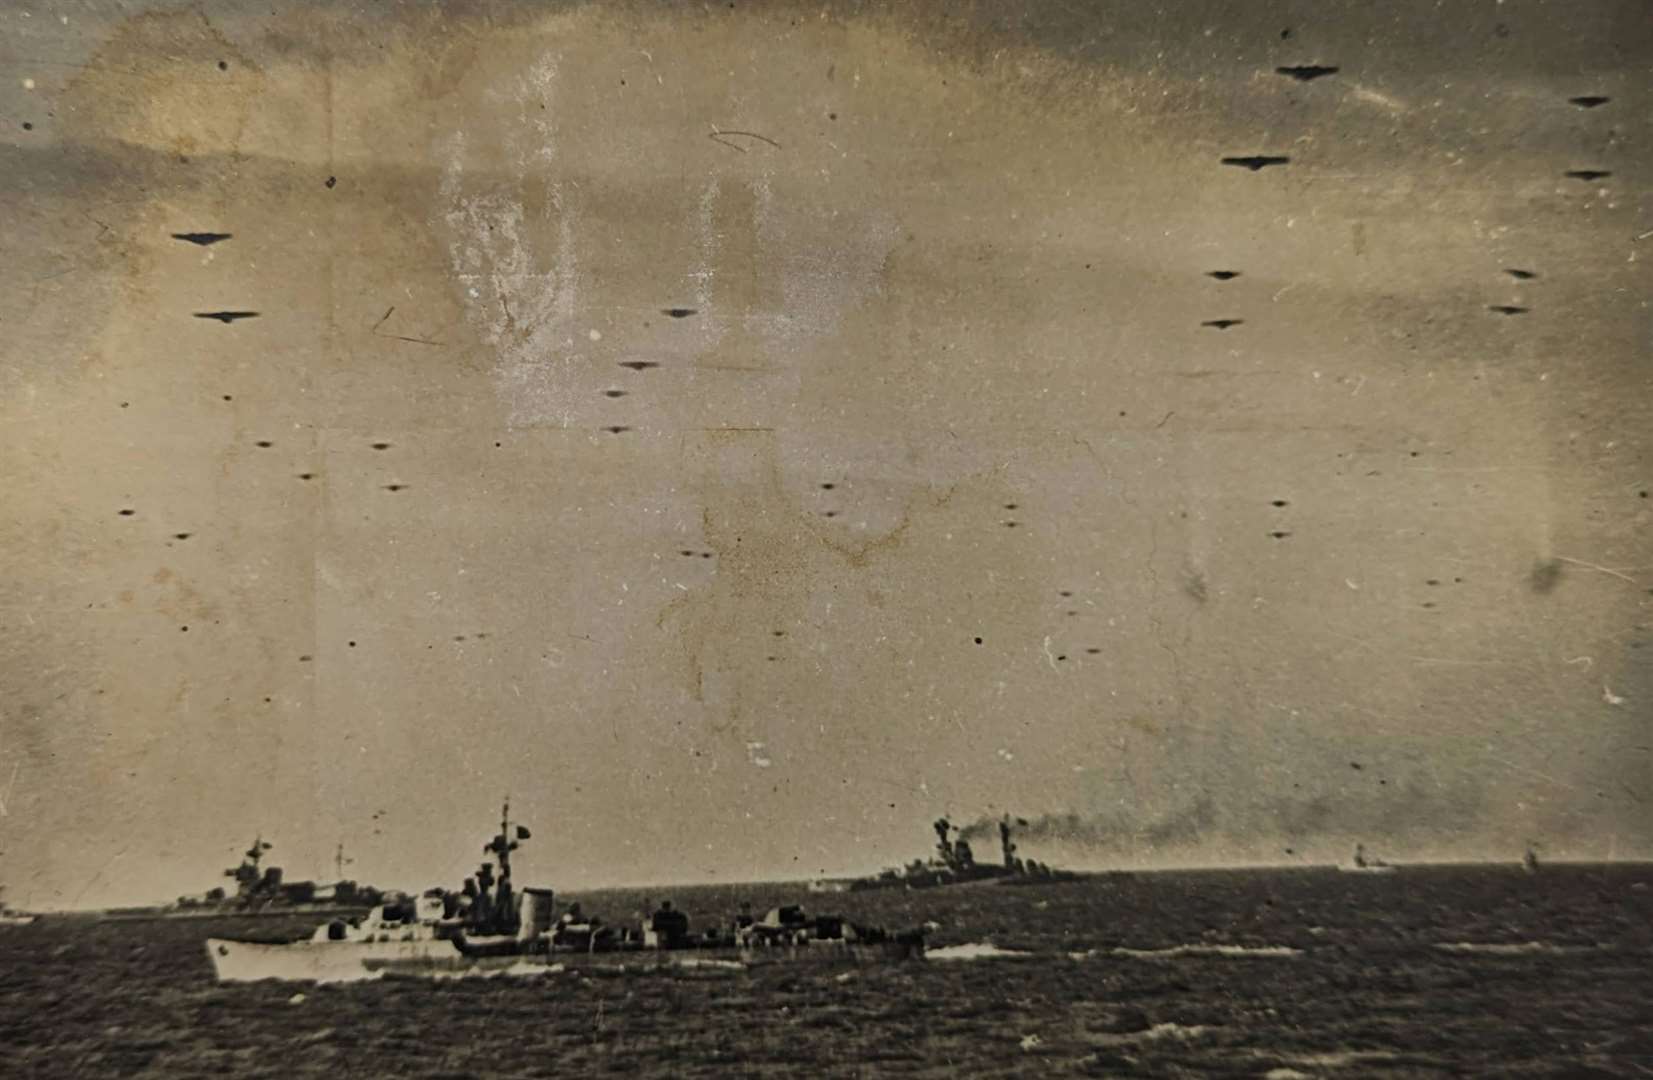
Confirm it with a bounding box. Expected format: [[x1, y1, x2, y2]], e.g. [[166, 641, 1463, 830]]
[[1, 1, 1649, 1076]]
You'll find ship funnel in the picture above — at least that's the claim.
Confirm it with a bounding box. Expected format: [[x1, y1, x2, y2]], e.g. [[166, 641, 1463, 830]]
[[517, 888, 555, 942]]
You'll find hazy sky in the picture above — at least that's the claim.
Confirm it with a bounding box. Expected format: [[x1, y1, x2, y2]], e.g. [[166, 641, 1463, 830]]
[[2, 0, 1648, 909]]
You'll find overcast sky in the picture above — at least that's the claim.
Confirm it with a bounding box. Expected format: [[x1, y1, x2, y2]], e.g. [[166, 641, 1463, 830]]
[[2, 0, 1648, 909]]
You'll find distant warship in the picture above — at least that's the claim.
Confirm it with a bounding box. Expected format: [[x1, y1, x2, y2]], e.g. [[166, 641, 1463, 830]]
[[1337, 843, 1397, 874], [0, 887, 35, 926], [155, 836, 384, 917], [208, 801, 925, 982], [848, 815, 1071, 891]]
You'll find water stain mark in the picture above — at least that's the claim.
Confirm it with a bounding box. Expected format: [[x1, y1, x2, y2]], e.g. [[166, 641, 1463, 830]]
[[370, 306, 441, 347], [1530, 558, 1564, 594], [708, 128, 781, 153]]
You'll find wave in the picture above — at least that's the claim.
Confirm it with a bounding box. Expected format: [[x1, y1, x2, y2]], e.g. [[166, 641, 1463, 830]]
[[1433, 942, 1596, 956], [1257, 1049, 1403, 1077], [1091, 1022, 1211, 1047], [667, 957, 746, 971], [419, 961, 564, 981], [1286, 1050, 1400, 1067], [1077, 944, 1303, 960], [926, 941, 1036, 961]]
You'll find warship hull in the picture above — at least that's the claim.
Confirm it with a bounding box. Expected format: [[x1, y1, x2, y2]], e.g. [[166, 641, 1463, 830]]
[[207, 936, 922, 982], [376, 940, 924, 978], [206, 936, 462, 983]]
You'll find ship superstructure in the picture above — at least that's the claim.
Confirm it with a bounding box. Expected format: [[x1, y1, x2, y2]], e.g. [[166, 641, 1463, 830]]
[[850, 815, 1068, 890], [172, 834, 384, 913]]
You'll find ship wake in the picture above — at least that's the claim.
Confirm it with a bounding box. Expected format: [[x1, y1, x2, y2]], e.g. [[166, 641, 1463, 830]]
[[1076, 944, 1304, 960], [926, 941, 1036, 961]]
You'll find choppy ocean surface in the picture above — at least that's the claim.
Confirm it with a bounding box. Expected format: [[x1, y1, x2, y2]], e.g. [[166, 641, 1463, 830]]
[[1, 864, 1649, 1078]]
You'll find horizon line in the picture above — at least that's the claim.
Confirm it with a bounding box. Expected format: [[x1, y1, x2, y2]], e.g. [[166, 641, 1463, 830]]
[[26, 856, 1653, 916]]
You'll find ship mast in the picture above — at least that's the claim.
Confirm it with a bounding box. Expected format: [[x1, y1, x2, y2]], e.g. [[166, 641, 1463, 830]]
[[498, 797, 512, 882]]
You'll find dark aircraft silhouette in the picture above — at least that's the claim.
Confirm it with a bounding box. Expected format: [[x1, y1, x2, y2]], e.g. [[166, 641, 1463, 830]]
[[1221, 155, 1290, 171], [1275, 65, 1339, 81]]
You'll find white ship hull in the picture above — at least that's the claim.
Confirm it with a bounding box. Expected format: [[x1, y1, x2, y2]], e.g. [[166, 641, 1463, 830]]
[[206, 936, 924, 983], [1336, 864, 1397, 874], [207, 936, 462, 983], [0, 914, 36, 926]]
